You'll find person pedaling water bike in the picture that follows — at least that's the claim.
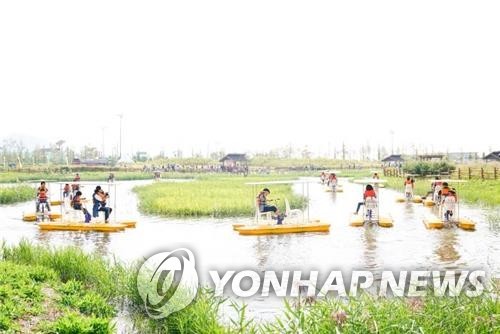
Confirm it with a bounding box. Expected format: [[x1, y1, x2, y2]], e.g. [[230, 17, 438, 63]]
[[433, 181, 449, 204], [404, 176, 414, 199], [92, 186, 113, 223], [62, 183, 73, 213], [428, 176, 443, 202], [441, 187, 457, 222], [327, 173, 338, 189], [71, 190, 92, 223], [354, 184, 377, 215], [256, 188, 285, 225], [62, 183, 72, 200], [320, 172, 326, 185], [36, 181, 51, 213], [71, 173, 81, 196]]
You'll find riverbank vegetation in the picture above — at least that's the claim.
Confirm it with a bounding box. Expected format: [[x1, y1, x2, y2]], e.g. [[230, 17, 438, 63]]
[[0, 171, 196, 184], [384, 177, 500, 207], [1, 242, 497, 333], [0, 185, 34, 204]]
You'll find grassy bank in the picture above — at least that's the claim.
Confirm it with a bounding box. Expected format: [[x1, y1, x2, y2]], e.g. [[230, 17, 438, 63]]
[[0, 241, 122, 333], [0, 169, 371, 184], [384, 177, 500, 207], [133, 175, 307, 217], [1, 242, 497, 333], [0, 171, 199, 184], [0, 185, 34, 204]]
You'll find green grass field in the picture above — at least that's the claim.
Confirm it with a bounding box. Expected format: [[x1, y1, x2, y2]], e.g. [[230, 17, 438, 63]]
[[384, 177, 500, 207], [0, 241, 120, 333], [0, 185, 34, 204], [133, 175, 307, 217], [1, 242, 497, 333]]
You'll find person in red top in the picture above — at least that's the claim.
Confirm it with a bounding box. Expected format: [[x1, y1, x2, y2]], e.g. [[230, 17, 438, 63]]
[[36, 181, 51, 213], [354, 184, 376, 214]]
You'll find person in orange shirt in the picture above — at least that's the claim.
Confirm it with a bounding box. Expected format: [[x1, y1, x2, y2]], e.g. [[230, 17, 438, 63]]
[[354, 184, 376, 215], [36, 181, 51, 213], [404, 176, 414, 199], [438, 182, 450, 204]]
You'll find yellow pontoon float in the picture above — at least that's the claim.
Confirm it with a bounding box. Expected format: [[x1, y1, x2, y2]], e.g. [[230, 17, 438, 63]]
[[34, 181, 137, 232], [423, 180, 475, 231], [233, 180, 330, 236], [38, 222, 127, 232], [395, 174, 422, 203], [350, 179, 393, 228], [423, 198, 436, 207], [23, 212, 62, 222], [422, 176, 447, 207]]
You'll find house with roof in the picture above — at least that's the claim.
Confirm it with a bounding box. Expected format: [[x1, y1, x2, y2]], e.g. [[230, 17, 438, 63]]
[[381, 154, 404, 163], [483, 151, 500, 162], [220, 153, 249, 173]]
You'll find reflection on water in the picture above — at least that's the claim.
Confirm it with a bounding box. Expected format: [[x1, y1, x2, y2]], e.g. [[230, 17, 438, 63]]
[[1, 178, 499, 319], [434, 229, 461, 264], [361, 226, 379, 271]]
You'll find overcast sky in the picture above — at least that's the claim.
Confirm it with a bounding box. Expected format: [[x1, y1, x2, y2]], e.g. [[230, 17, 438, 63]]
[[0, 1, 498, 158]]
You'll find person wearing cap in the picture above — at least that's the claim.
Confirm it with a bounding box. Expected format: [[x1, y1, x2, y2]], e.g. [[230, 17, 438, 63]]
[[256, 188, 284, 224]]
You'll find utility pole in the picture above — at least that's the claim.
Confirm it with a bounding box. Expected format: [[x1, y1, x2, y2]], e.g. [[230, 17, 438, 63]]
[[390, 130, 395, 155], [101, 127, 106, 158], [116, 114, 123, 159], [342, 142, 346, 161]]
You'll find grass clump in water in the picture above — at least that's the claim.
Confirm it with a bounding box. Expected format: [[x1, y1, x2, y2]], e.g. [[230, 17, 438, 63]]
[[133, 175, 306, 217], [0, 185, 34, 204]]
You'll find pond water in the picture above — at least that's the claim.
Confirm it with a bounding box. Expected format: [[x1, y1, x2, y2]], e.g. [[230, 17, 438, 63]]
[[0, 178, 498, 323]]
